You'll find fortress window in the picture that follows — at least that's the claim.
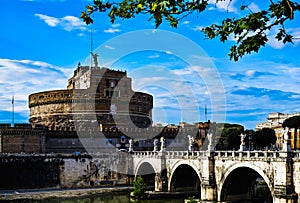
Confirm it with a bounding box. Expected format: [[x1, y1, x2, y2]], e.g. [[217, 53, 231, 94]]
[[111, 81, 115, 88], [104, 90, 109, 97], [120, 135, 126, 143], [39, 95, 44, 99]]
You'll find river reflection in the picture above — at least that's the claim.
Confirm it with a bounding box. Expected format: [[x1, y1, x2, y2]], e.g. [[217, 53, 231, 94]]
[[41, 193, 185, 203]]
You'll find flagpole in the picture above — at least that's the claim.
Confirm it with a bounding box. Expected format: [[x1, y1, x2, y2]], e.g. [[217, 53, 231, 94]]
[[12, 96, 14, 127], [205, 105, 207, 122]]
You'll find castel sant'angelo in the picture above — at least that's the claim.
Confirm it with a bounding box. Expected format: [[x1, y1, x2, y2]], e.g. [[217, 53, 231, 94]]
[[29, 55, 153, 131], [0, 54, 212, 154]]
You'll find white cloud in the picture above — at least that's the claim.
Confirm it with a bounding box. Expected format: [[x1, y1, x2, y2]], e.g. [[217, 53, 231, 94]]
[[0, 58, 73, 113], [268, 36, 285, 49], [35, 14, 59, 27], [265, 26, 300, 49], [35, 13, 87, 31], [208, 0, 238, 13], [248, 2, 260, 13], [182, 21, 190, 25], [192, 25, 203, 32], [61, 16, 87, 31], [104, 45, 115, 50], [148, 54, 160, 59], [245, 70, 256, 77], [104, 28, 121, 33]]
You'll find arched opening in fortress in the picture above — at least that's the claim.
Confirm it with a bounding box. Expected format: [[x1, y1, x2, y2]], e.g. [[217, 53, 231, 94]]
[[220, 167, 272, 202], [170, 164, 200, 193], [136, 162, 155, 189]]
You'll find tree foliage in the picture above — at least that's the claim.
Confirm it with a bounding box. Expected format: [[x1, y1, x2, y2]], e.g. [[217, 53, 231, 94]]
[[81, 0, 300, 61], [282, 115, 300, 129], [244, 129, 255, 149], [133, 176, 147, 199], [216, 123, 244, 150], [252, 128, 276, 149], [282, 116, 300, 147]]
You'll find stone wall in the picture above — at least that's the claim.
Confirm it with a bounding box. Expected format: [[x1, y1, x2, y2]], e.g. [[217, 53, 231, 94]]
[[0, 154, 60, 190], [0, 154, 131, 190], [0, 124, 46, 153]]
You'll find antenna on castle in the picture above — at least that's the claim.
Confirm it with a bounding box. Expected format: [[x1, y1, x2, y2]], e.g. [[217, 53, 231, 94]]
[[12, 95, 14, 127], [90, 24, 93, 68], [205, 105, 207, 122]]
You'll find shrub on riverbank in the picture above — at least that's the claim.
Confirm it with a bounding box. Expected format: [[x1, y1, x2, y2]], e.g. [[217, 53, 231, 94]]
[[132, 176, 147, 199]]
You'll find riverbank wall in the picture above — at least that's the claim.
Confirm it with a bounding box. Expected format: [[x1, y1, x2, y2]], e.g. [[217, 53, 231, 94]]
[[0, 153, 132, 190]]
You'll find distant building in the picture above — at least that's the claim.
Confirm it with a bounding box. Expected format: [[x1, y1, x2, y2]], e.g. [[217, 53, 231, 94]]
[[256, 112, 300, 150]]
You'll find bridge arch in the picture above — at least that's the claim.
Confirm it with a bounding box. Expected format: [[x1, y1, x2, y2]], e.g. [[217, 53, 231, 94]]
[[168, 160, 201, 193], [218, 162, 273, 202], [134, 159, 160, 188], [134, 159, 161, 177]]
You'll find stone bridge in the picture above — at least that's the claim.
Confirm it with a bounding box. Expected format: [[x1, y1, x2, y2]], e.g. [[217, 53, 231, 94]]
[[130, 150, 300, 203], [1, 150, 300, 202]]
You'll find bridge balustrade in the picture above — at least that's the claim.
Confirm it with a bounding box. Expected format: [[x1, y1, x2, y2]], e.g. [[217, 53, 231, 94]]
[[132, 151, 159, 157], [215, 150, 280, 159], [164, 151, 206, 158]]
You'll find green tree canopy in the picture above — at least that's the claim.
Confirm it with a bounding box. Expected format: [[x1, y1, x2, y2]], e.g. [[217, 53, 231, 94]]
[[282, 116, 300, 129], [282, 116, 300, 148], [252, 128, 276, 149], [81, 0, 300, 61], [133, 176, 147, 199], [244, 129, 255, 149], [216, 123, 244, 150]]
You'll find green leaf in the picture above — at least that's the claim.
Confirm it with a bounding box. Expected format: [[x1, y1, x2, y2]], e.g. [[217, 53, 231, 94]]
[[240, 5, 247, 10]]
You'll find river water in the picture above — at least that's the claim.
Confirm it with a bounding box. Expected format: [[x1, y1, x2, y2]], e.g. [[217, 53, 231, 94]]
[[41, 193, 186, 203]]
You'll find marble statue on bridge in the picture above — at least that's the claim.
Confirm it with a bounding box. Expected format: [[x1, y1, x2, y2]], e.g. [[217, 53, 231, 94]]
[[282, 127, 291, 152], [207, 133, 214, 152], [153, 139, 158, 152], [160, 137, 165, 152], [187, 135, 194, 151], [128, 139, 133, 152], [239, 133, 246, 151]]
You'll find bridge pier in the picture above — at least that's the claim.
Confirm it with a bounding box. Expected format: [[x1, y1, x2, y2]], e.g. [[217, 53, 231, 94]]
[[273, 157, 298, 203], [273, 196, 297, 203], [154, 172, 168, 192], [201, 153, 217, 201], [155, 173, 162, 191], [201, 184, 217, 201]]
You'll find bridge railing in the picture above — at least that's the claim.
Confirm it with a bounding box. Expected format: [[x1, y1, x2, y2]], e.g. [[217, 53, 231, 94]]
[[131, 151, 208, 158], [164, 151, 207, 158], [215, 150, 281, 159], [132, 151, 159, 157], [130, 150, 299, 159]]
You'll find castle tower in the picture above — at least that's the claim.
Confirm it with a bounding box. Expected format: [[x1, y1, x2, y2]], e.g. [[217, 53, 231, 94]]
[[29, 62, 153, 131]]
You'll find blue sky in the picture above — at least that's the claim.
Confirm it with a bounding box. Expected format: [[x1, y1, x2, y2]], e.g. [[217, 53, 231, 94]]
[[1, 0, 300, 129]]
